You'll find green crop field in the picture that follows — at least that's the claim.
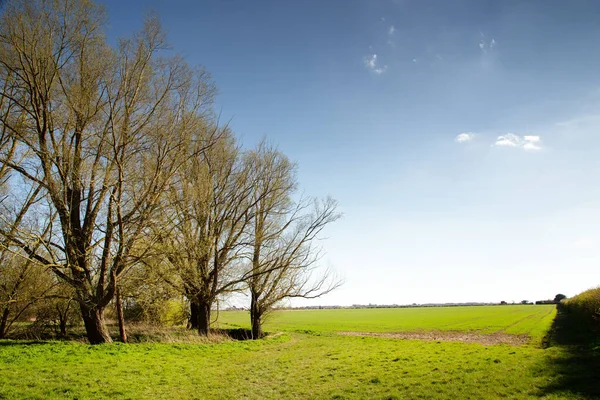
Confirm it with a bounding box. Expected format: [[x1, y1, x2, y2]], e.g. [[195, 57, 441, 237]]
[[1, 304, 597, 399], [217, 305, 556, 341]]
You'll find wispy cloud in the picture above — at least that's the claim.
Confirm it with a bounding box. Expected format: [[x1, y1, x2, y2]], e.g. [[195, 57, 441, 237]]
[[364, 54, 387, 74], [494, 133, 542, 150], [523, 136, 541, 150], [571, 235, 600, 250], [455, 133, 475, 143], [388, 25, 396, 35], [479, 33, 497, 53], [365, 54, 377, 69]]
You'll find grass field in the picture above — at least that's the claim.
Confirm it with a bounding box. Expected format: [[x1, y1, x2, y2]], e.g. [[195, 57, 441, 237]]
[[1, 304, 598, 399], [217, 305, 556, 342]]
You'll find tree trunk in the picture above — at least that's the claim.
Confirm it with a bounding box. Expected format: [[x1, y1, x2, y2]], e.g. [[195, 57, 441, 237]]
[[115, 287, 127, 343], [80, 304, 112, 344], [56, 302, 69, 338], [197, 301, 210, 336], [250, 292, 263, 339], [58, 314, 67, 337], [189, 301, 200, 330], [0, 306, 9, 339]]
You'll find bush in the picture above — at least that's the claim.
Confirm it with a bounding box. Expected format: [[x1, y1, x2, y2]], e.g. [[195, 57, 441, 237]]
[[31, 298, 80, 338], [123, 298, 186, 326], [561, 287, 600, 328]]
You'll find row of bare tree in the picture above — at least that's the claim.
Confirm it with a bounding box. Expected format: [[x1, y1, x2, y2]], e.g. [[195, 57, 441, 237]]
[[0, 0, 340, 344]]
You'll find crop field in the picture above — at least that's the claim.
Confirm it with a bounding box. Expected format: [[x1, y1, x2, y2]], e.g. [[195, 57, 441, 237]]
[[217, 305, 556, 342], [1, 304, 598, 400]]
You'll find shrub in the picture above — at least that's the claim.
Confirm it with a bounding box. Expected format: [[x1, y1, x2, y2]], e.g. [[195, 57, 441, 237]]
[[123, 298, 186, 326], [561, 287, 600, 328]]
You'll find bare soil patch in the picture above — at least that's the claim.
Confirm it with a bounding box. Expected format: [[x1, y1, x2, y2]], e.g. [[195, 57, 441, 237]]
[[338, 330, 530, 346]]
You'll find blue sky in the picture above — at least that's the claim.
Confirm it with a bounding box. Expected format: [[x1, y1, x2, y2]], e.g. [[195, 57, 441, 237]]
[[101, 0, 600, 305]]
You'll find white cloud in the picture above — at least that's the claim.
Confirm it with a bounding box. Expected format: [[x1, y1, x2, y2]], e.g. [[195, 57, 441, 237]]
[[388, 25, 396, 35], [523, 135, 541, 150], [494, 133, 542, 150], [523, 142, 541, 151], [364, 54, 387, 74], [494, 133, 521, 147], [365, 54, 377, 69], [455, 133, 475, 143]]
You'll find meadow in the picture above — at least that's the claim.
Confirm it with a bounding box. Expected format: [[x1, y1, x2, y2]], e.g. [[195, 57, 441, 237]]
[[1, 304, 598, 400]]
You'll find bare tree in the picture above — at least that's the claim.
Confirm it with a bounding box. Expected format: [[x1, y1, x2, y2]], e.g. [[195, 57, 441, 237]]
[[246, 145, 342, 339], [152, 127, 259, 335], [0, 0, 215, 343]]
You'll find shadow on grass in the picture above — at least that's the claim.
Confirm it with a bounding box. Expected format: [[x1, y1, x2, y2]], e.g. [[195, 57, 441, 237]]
[[0, 340, 50, 346], [541, 309, 600, 399], [213, 328, 255, 340]]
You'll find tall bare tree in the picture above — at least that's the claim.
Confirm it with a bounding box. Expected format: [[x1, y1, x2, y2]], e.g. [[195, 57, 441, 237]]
[[0, 0, 215, 343], [246, 145, 341, 339], [152, 128, 260, 335]]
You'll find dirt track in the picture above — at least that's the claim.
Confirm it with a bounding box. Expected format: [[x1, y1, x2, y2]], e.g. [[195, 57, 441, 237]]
[[337, 330, 530, 346]]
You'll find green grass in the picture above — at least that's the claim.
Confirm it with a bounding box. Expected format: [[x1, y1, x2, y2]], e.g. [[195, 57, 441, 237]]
[[0, 333, 575, 399], [218, 305, 556, 341], [1, 304, 594, 399]]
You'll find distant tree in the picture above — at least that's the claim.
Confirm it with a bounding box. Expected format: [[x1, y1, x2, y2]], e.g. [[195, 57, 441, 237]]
[[521, 300, 530, 305], [553, 294, 567, 303], [500, 301, 507, 305]]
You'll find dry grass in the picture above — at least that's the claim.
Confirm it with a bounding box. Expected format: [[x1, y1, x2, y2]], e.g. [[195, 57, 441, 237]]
[[7, 323, 234, 344]]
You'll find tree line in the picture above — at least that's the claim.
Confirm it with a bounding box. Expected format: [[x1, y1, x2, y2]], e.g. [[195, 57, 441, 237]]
[[0, 0, 340, 344]]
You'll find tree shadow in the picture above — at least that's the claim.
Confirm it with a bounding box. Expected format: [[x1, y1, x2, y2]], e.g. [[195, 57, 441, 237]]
[[213, 328, 255, 340], [0, 340, 50, 346], [540, 309, 600, 399]]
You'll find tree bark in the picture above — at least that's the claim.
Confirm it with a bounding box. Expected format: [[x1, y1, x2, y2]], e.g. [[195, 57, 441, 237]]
[[250, 292, 263, 339], [0, 306, 9, 339], [80, 304, 112, 344], [189, 301, 200, 330], [197, 301, 210, 336], [115, 287, 127, 343], [58, 314, 67, 337]]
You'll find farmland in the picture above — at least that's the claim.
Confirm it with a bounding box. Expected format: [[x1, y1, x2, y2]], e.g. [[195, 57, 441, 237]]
[[2, 304, 598, 400], [217, 305, 556, 342]]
